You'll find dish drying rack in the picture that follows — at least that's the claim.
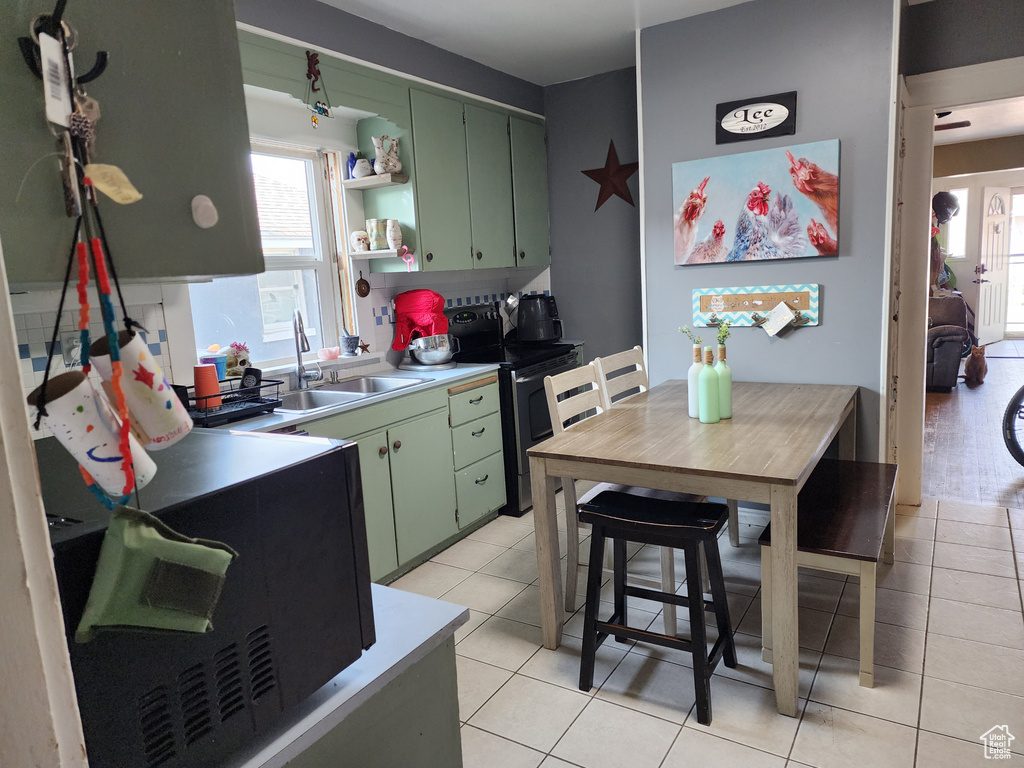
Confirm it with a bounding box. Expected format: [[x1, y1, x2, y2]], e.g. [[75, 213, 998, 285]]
[[178, 377, 284, 428]]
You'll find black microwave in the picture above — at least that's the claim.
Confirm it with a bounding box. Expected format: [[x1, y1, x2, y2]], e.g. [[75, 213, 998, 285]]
[[38, 430, 375, 768]]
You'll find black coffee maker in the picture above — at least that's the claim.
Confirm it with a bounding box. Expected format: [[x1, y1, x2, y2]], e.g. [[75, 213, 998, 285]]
[[515, 294, 562, 343]]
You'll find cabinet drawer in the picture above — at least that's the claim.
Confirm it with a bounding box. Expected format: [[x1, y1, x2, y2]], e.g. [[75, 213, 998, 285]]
[[451, 412, 502, 471], [449, 379, 499, 426], [455, 452, 506, 528]]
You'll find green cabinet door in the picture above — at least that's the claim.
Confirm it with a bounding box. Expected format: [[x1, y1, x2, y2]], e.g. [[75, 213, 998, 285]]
[[2, 0, 262, 288], [409, 90, 471, 271], [389, 410, 458, 564], [353, 431, 400, 581], [465, 105, 515, 269], [510, 117, 551, 268]]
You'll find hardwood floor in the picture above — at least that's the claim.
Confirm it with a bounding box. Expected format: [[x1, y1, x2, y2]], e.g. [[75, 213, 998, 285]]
[[923, 353, 1024, 508]]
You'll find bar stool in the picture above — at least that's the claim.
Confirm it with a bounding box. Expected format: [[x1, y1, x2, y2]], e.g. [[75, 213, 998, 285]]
[[578, 490, 737, 726]]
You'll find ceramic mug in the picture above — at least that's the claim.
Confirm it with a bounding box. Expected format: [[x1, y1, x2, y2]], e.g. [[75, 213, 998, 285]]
[[366, 219, 387, 250], [386, 219, 403, 250], [350, 230, 370, 252], [27, 370, 157, 496], [91, 331, 193, 450]]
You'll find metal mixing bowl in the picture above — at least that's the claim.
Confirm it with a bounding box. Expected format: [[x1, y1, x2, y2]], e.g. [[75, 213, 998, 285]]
[[407, 334, 460, 365]]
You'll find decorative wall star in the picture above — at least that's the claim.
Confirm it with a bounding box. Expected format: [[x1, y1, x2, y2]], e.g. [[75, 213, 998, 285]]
[[358, 341, 370, 354], [582, 140, 639, 211]]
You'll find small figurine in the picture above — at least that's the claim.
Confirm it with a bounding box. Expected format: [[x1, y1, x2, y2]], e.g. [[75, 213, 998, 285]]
[[225, 342, 250, 377]]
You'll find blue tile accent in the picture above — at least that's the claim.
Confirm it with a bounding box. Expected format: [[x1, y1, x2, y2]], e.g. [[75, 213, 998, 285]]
[[158, 329, 167, 342], [375, 316, 383, 326], [32, 357, 47, 372], [543, 290, 550, 296], [446, 299, 453, 307], [139, 331, 148, 343], [474, 295, 480, 304], [45, 341, 62, 356], [382, 305, 389, 316], [148, 343, 162, 358], [456, 298, 463, 306], [372, 306, 378, 316], [18, 344, 29, 359]]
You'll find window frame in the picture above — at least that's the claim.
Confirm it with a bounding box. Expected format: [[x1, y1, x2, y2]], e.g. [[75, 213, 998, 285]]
[[179, 140, 348, 370]]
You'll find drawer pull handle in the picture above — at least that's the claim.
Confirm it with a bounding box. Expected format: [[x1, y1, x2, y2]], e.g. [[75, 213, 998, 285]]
[[469, 396, 484, 404], [378, 446, 388, 457], [392, 440, 402, 452], [472, 427, 486, 437], [475, 474, 489, 485]]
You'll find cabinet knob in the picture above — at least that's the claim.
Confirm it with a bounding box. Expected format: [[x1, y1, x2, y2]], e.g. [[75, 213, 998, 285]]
[[426, 253, 433, 262], [378, 446, 388, 457], [471, 427, 486, 437], [392, 440, 402, 452], [476, 251, 483, 260], [475, 474, 489, 485], [519, 251, 526, 260]]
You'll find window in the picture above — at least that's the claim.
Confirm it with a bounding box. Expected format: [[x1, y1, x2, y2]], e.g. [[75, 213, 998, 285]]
[[188, 144, 344, 367], [1005, 191, 1024, 335], [940, 187, 968, 259]]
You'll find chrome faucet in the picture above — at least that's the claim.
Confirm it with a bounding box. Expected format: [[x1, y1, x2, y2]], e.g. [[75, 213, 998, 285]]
[[293, 309, 322, 389]]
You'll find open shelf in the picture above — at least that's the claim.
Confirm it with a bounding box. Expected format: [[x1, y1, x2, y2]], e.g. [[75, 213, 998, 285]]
[[348, 248, 411, 260], [341, 172, 409, 191]]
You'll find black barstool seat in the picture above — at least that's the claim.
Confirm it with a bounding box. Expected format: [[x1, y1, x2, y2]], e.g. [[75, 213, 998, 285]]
[[577, 491, 736, 726]]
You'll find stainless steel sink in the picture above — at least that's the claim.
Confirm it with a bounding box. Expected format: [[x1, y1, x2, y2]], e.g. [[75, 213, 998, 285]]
[[319, 376, 432, 394], [277, 389, 368, 414]]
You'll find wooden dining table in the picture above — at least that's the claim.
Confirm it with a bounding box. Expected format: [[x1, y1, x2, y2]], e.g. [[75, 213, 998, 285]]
[[527, 380, 858, 717]]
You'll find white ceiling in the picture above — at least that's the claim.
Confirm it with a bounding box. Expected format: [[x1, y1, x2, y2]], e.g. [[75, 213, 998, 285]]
[[314, 0, 752, 86], [934, 96, 1024, 146]]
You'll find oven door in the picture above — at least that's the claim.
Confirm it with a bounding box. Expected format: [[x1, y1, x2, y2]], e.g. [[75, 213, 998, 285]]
[[512, 352, 580, 478]]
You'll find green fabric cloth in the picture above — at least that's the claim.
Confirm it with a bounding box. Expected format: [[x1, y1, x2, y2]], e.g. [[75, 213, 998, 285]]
[[75, 506, 237, 643]]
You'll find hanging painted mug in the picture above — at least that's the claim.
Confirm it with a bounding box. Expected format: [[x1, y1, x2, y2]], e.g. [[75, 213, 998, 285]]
[[91, 331, 193, 450], [366, 218, 388, 250], [27, 370, 157, 497]]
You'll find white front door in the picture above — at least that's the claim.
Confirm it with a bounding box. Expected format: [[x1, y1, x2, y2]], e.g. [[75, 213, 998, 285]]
[[975, 187, 1012, 346]]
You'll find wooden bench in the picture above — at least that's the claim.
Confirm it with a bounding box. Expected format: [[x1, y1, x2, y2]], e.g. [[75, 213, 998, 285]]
[[759, 459, 897, 687]]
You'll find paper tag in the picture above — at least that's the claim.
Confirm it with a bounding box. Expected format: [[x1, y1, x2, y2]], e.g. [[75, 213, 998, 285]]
[[762, 301, 795, 337], [39, 33, 73, 128], [85, 164, 143, 204]]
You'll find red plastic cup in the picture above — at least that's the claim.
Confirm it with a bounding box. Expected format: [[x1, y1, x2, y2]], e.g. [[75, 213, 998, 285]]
[[193, 364, 222, 409]]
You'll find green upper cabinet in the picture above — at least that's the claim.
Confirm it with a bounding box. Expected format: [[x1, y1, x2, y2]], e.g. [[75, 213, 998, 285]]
[[510, 117, 551, 268], [409, 90, 472, 271], [2, 0, 262, 288], [465, 105, 515, 270]]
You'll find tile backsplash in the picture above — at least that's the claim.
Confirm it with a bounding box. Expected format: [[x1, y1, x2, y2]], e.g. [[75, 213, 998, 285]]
[[16, 300, 171, 439], [356, 265, 551, 357]]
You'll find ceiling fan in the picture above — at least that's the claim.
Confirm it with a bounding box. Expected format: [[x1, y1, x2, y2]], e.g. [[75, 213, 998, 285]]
[[934, 110, 971, 131]]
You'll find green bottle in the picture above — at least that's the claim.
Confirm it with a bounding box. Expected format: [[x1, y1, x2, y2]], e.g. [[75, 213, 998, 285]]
[[715, 345, 732, 419], [698, 346, 720, 424]]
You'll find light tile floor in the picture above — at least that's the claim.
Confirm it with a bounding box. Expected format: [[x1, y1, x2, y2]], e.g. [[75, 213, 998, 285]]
[[390, 494, 1024, 768]]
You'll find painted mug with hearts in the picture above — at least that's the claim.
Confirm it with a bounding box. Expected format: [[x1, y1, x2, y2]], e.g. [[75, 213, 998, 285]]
[[27, 370, 157, 496], [91, 331, 193, 450]]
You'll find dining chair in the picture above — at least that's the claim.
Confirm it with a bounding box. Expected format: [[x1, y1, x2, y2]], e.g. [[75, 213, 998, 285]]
[[594, 345, 740, 549], [544, 364, 680, 633]]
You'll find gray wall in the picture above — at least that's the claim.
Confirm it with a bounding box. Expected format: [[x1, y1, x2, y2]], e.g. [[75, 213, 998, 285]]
[[902, 0, 1024, 76], [234, 0, 544, 114], [545, 69, 642, 362], [640, 0, 897, 459]]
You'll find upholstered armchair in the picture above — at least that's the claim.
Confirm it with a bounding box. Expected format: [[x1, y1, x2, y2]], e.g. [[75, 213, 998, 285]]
[[926, 295, 972, 391]]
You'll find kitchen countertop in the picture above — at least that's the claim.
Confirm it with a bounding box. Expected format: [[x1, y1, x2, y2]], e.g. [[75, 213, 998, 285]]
[[219, 363, 500, 433], [225, 584, 468, 768]]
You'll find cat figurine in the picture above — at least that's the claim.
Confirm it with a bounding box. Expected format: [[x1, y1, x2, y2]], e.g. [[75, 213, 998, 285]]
[[960, 344, 987, 386]]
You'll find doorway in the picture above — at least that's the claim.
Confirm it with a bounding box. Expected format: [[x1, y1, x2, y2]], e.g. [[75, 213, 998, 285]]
[[894, 56, 1024, 508]]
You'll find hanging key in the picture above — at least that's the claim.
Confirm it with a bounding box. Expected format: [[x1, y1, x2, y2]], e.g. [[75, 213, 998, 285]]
[[58, 131, 82, 217], [71, 92, 100, 163]]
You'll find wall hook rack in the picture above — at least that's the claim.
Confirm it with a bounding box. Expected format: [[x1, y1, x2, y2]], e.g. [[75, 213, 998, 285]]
[[18, 2, 108, 85]]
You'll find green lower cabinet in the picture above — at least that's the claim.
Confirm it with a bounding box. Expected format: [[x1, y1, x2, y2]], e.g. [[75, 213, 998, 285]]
[[352, 431, 400, 581], [389, 410, 459, 564], [455, 452, 506, 529]]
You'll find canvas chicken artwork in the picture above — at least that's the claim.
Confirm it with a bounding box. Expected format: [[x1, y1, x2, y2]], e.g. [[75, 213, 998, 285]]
[[672, 140, 839, 266]]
